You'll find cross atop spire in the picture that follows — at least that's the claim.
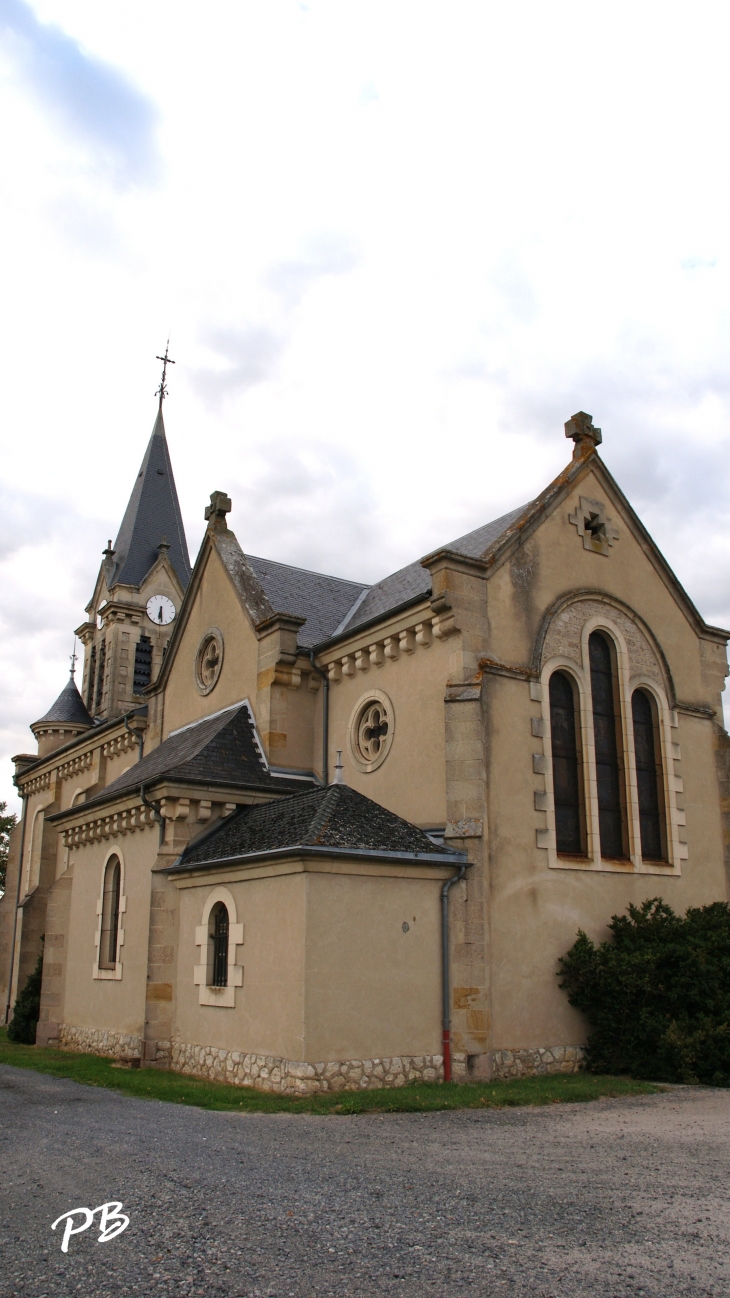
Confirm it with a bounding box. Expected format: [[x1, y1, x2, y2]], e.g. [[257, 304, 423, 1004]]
[[155, 340, 175, 409]]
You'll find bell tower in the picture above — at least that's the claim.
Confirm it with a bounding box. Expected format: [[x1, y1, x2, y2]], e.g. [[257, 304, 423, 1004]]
[[76, 351, 192, 720]]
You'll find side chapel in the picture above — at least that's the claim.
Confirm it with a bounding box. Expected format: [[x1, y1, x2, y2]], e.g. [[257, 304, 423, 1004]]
[[2, 396, 730, 1092]]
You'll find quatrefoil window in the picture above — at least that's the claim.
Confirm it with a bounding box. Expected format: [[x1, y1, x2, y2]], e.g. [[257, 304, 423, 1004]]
[[348, 690, 395, 773], [195, 628, 224, 695]]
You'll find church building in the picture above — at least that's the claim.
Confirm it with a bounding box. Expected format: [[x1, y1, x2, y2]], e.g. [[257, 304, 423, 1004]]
[[2, 392, 729, 1092]]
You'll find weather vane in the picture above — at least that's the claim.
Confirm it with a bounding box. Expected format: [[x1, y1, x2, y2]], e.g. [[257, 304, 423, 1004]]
[[155, 339, 175, 407]]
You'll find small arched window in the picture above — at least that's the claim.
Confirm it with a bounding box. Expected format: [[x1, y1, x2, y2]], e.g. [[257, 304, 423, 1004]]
[[589, 631, 628, 858], [632, 689, 666, 861], [549, 671, 585, 854], [99, 856, 121, 969], [209, 903, 229, 988]]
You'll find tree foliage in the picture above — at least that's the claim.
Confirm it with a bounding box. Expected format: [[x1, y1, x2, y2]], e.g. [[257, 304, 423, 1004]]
[[7, 952, 43, 1044], [559, 898, 730, 1086], [0, 800, 17, 896]]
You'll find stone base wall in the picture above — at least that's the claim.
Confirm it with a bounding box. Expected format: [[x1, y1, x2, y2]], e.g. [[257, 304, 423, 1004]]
[[171, 1041, 465, 1095], [490, 1045, 585, 1079], [58, 1023, 143, 1060]]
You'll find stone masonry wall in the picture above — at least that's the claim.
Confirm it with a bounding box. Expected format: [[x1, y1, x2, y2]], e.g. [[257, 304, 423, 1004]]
[[58, 1023, 143, 1060], [171, 1041, 467, 1095], [489, 1045, 585, 1079]]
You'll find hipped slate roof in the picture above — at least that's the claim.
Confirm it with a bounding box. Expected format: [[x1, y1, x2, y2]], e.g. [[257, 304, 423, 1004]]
[[32, 676, 93, 731], [111, 408, 192, 591], [82, 702, 314, 810], [169, 782, 465, 870]]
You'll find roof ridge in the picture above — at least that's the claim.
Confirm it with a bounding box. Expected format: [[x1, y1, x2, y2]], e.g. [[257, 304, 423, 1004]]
[[303, 783, 343, 844]]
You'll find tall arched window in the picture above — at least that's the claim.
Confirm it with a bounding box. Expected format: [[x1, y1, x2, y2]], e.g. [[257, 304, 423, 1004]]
[[632, 689, 666, 861], [99, 856, 121, 969], [549, 671, 585, 854], [589, 631, 627, 859], [209, 903, 229, 988]]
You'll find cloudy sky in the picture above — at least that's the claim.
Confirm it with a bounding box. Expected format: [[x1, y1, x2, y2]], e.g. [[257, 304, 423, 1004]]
[[1, 0, 730, 811]]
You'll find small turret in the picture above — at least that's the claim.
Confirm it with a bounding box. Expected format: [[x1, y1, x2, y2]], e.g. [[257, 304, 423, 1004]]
[[31, 674, 93, 758]]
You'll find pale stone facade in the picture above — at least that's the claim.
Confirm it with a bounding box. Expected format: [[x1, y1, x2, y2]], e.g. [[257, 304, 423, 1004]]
[[2, 406, 728, 1092]]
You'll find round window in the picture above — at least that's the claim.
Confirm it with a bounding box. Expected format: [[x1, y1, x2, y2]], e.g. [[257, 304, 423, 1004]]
[[347, 690, 395, 773], [194, 628, 224, 695]]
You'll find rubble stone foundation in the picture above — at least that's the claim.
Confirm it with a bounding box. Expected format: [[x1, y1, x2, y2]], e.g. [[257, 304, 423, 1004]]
[[171, 1041, 467, 1094], [58, 1023, 143, 1060], [489, 1045, 585, 1078]]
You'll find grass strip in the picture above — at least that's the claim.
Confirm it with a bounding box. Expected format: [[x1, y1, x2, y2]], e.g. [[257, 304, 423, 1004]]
[[0, 1029, 662, 1114]]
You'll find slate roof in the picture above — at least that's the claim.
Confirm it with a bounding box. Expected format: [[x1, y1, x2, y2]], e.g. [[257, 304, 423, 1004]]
[[32, 676, 93, 730], [111, 408, 192, 591], [242, 501, 530, 649], [247, 555, 368, 648], [81, 702, 314, 810], [169, 783, 465, 870]]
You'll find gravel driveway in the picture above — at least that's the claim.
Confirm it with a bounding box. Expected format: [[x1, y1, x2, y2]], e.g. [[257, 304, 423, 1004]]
[[1, 1065, 728, 1297]]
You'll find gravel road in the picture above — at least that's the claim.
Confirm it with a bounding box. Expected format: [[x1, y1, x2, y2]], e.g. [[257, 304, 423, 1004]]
[[1, 1065, 729, 1298]]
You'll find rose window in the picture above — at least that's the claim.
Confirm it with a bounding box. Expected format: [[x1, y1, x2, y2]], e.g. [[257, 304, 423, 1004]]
[[358, 703, 389, 760], [195, 628, 224, 695], [348, 691, 394, 771]]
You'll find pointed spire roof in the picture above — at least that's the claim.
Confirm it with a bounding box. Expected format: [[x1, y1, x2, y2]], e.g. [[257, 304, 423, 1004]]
[[110, 407, 191, 590], [32, 675, 93, 732]]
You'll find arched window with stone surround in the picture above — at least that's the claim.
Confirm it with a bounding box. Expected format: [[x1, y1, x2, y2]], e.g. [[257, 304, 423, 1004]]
[[209, 902, 229, 987], [632, 688, 667, 861], [589, 630, 628, 859], [99, 856, 121, 969], [549, 670, 585, 854]]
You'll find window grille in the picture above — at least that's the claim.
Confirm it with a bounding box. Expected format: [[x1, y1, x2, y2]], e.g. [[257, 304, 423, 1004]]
[[632, 689, 666, 860], [549, 671, 585, 854], [133, 635, 153, 693], [86, 644, 97, 711], [94, 639, 106, 711], [99, 856, 121, 968], [589, 631, 627, 858], [211, 904, 229, 987]]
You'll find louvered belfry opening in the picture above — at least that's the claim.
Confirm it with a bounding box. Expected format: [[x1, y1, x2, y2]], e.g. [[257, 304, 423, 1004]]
[[94, 639, 106, 712], [549, 670, 585, 854], [133, 635, 153, 693], [589, 631, 627, 859], [86, 643, 97, 711], [211, 904, 229, 987], [99, 856, 121, 968], [632, 688, 666, 860]]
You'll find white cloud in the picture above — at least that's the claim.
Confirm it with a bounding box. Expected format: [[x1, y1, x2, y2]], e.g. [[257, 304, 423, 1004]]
[[3, 0, 730, 803]]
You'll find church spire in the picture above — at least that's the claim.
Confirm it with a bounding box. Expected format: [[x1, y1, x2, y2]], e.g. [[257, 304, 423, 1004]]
[[109, 379, 191, 592]]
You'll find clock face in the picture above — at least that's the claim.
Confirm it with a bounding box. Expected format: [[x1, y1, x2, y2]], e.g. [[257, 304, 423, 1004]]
[[146, 594, 176, 626]]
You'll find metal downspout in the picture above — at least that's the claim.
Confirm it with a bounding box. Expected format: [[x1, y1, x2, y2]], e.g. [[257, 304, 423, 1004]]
[[308, 650, 329, 786], [123, 712, 144, 763], [139, 785, 164, 847], [4, 792, 29, 1024], [441, 861, 468, 1083]]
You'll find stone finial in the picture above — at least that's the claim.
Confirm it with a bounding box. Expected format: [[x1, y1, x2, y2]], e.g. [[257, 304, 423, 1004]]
[[565, 411, 602, 458], [157, 536, 171, 555], [204, 491, 232, 530]]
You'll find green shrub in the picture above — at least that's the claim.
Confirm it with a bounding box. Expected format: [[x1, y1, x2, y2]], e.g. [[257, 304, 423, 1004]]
[[7, 953, 43, 1045], [558, 898, 730, 1086]]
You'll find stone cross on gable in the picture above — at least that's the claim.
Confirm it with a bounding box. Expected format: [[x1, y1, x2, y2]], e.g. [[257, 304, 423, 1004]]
[[565, 411, 602, 457], [204, 490, 232, 531]]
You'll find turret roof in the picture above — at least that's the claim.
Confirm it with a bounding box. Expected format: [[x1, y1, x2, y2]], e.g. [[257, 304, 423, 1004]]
[[110, 407, 191, 591], [32, 676, 93, 731]]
